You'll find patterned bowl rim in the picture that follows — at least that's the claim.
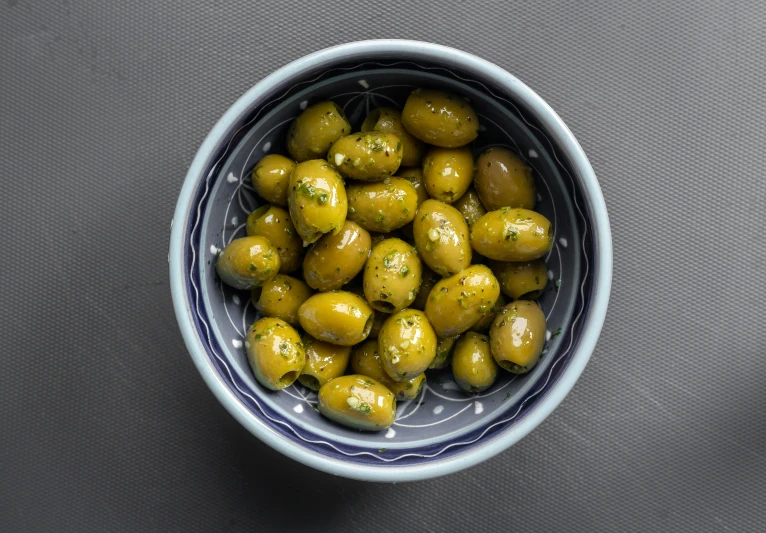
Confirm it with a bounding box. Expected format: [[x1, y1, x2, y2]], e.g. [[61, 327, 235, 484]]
[[169, 40, 613, 482]]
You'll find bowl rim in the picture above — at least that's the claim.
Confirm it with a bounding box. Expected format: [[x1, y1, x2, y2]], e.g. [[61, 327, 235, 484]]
[[169, 39, 613, 482]]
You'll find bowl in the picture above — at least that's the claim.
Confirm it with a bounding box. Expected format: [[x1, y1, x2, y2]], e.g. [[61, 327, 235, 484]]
[[169, 40, 612, 482]]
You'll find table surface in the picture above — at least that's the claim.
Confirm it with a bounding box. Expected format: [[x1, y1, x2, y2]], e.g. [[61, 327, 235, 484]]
[[2, 1, 765, 532]]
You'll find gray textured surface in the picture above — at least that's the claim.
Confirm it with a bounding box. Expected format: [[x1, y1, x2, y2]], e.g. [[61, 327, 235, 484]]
[[1, 1, 764, 531]]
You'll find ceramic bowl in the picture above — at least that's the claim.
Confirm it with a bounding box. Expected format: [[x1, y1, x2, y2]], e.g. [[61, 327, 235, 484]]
[[169, 40, 612, 482]]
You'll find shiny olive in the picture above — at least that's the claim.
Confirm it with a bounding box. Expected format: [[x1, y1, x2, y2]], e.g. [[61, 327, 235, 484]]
[[297, 291, 374, 346], [474, 147, 536, 210], [350, 340, 426, 400], [302, 220, 371, 291], [401, 89, 479, 148], [246, 205, 303, 273], [215, 236, 280, 290], [361, 107, 425, 167], [422, 146, 474, 204], [470, 208, 553, 261], [363, 238, 422, 313], [288, 160, 348, 245], [413, 199, 472, 276], [245, 317, 305, 390], [490, 300, 546, 373], [255, 274, 313, 326], [318, 375, 396, 431], [470, 293, 507, 332], [378, 309, 437, 381], [250, 154, 296, 206], [452, 332, 498, 392], [425, 265, 500, 337], [327, 132, 403, 181], [346, 177, 418, 232], [411, 267, 440, 311], [287, 101, 351, 162], [453, 187, 487, 227], [429, 335, 459, 370], [395, 167, 430, 206], [491, 259, 548, 300], [297, 336, 351, 391]]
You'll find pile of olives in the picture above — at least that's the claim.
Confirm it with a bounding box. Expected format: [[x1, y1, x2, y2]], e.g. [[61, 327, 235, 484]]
[[215, 88, 553, 431]]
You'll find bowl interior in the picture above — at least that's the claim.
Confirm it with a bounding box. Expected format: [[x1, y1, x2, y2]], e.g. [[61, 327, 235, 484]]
[[187, 66, 590, 465]]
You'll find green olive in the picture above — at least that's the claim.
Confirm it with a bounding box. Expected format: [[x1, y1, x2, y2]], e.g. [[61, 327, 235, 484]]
[[452, 332, 498, 392], [350, 340, 426, 400], [395, 167, 430, 206], [453, 187, 487, 227], [401, 89, 479, 148], [302, 220, 371, 291], [327, 132, 403, 181], [297, 336, 351, 391], [378, 309, 437, 381], [362, 107, 425, 167], [250, 154, 296, 206], [470, 293, 507, 332], [413, 199, 472, 276], [411, 267, 440, 311], [470, 208, 553, 261], [491, 259, 548, 300], [215, 236, 280, 290], [255, 274, 314, 326], [422, 146, 474, 203], [346, 177, 418, 232], [287, 101, 351, 162], [474, 147, 536, 210], [288, 160, 348, 245], [246, 205, 304, 273], [318, 375, 396, 431], [490, 300, 546, 373], [245, 317, 305, 390], [429, 335, 459, 369], [297, 290, 374, 346], [425, 265, 501, 337], [363, 238, 422, 313]]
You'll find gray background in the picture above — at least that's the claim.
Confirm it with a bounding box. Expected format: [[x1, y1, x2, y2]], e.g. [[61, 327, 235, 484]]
[[1, 1, 764, 531]]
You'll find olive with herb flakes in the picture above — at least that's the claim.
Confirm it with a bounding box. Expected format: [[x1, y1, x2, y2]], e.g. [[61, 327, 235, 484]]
[[452, 332, 498, 393], [350, 340, 426, 400], [490, 300, 546, 374], [287, 159, 348, 245], [470, 208, 553, 262], [297, 336, 351, 391], [287, 101, 351, 162], [429, 334, 460, 370], [346, 177, 418, 233], [361, 107, 425, 167], [302, 220, 371, 291], [327, 132, 403, 181], [425, 265, 500, 338], [491, 259, 548, 300], [401, 88, 479, 148], [297, 290, 374, 346], [255, 274, 313, 326], [215, 236, 281, 290], [363, 238, 422, 313], [413, 199, 472, 276], [422, 146, 474, 204], [245, 317, 305, 391], [250, 154, 296, 206], [470, 292, 506, 333], [246, 205, 304, 273], [474, 147, 536, 210], [378, 309, 437, 382], [453, 187, 487, 228], [395, 167, 430, 206], [318, 374, 396, 431]]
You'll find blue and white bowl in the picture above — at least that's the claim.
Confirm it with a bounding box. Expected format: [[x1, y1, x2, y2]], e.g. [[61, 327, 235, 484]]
[[169, 40, 612, 482]]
